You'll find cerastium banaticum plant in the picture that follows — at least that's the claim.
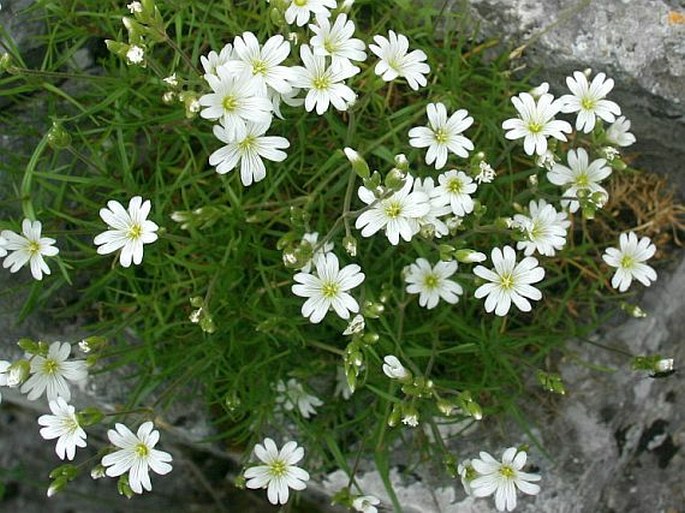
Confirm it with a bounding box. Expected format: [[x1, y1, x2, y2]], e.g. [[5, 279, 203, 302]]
[[0, 0, 679, 510]]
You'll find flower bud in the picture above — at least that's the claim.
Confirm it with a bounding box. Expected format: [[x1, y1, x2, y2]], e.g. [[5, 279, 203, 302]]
[[343, 147, 370, 179], [17, 337, 39, 353], [47, 121, 72, 149], [117, 474, 135, 499], [535, 370, 566, 395], [387, 403, 402, 427], [620, 302, 647, 318], [90, 465, 106, 480], [401, 405, 419, 427], [393, 153, 409, 171], [454, 249, 486, 263], [342, 235, 358, 257], [342, 314, 365, 336], [0, 53, 13, 73], [77, 407, 105, 427], [384, 167, 407, 191], [7, 360, 30, 387], [382, 355, 410, 381]]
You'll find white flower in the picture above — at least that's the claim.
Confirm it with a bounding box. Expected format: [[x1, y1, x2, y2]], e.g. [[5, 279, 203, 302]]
[[342, 313, 365, 336], [559, 71, 621, 133], [225, 32, 295, 95], [606, 116, 636, 147], [0, 234, 7, 257], [275, 378, 323, 418], [299, 232, 334, 274], [209, 121, 289, 186], [1, 219, 59, 280], [602, 231, 657, 292], [369, 30, 430, 91], [457, 459, 476, 496], [101, 421, 172, 494], [470, 447, 541, 512], [200, 43, 234, 78], [412, 177, 450, 238], [93, 196, 159, 267], [309, 13, 367, 71], [0, 360, 10, 403], [352, 494, 381, 513], [355, 176, 430, 245], [528, 82, 549, 98], [199, 67, 272, 139], [402, 411, 419, 427], [21, 342, 88, 402], [502, 92, 572, 156], [475, 161, 496, 184], [547, 148, 611, 213], [409, 102, 474, 169], [513, 199, 571, 256], [535, 150, 557, 171], [434, 169, 478, 217], [473, 246, 545, 316], [404, 258, 463, 309], [292, 252, 365, 323], [126, 45, 145, 65], [127, 2, 143, 13], [382, 355, 410, 380], [38, 397, 87, 461], [244, 438, 310, 505], [284, 0, 336, 27], [291, 44, 357, 115], [163, 73, 178, 87]]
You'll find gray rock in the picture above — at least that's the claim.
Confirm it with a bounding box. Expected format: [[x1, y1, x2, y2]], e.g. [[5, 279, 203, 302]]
[[457, 0, 685, 191]]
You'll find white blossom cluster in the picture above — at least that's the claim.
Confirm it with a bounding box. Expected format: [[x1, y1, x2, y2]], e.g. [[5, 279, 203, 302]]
[[0, 340, 173, 497]]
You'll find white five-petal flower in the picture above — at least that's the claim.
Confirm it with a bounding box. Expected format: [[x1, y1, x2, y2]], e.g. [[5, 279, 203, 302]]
[[309, 13, 367, 71], [291, 44, 357, 115], [605, 115, 636, 147], [1, 219, 59, 280], [292, 252, 365, 323], [547, 148, 611, 213], [559, 71, 621, 133], [38, 397, 87, 461], [433, 169, 478, 217], [409, 102, 474, 169], [209, 121, 290, 186], [513, 199, 571, 257], [602, 231, 657, 292], [355, 175, 430, 245], [284, 0, 336, 27], [501, 92, 572, 156], [199, 67, 273, 139], [21, 342, 88, 402], [200, 43, 234, 79], [352, 494, 381, 513], [404, 258, 464, 309], [244, 438, 310, 505], [369, 30, 430, 91], [225, 32, 295, 95], [470, 447, 541, 512], [101, 421, 173, 494], [93, 196, 159, 267], [275, 378, 323, 418], [473, 246, 545, 316]]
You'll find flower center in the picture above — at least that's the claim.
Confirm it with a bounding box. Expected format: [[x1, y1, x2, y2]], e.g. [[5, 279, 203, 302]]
[[581, 97, 596, 111], [620, 254, 635, 269], [293, 0, 307, 6], [222, 94, 238, 112], [268, 459, 288, 477], [42, 358, 59, 375], [527, 121, 543, 134], [135, 443, 150, 458], [384, 201, 402, 219], [499, 273, 515, 290], [251, 59, 268, 76], [61, 415, 81, 434], [313, 75, 331, 91], [434, 128, 449, 144], [127, 223, 143, 240], [321, 281, 340, 298], [27, 240, 42, 254], [324, 38, 338, 54], [424, 274, 439, 289], [238, 135, 256, 152], [575, 172, 590, 187], [447, 178, 463, 194], [499, 464, 516, 479]]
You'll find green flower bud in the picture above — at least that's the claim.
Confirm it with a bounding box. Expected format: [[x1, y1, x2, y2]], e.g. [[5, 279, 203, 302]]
[[77, 407, 105, 426], [384, 167, 407, 191], [535, 370, 566, 395], [343, 147, 370, 179], [117, 474, 134, 499], [7, 360, 30, 387]]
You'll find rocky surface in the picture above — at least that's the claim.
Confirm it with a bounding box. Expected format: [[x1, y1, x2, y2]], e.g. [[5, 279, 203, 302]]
[[458, 0, 685, 191]]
